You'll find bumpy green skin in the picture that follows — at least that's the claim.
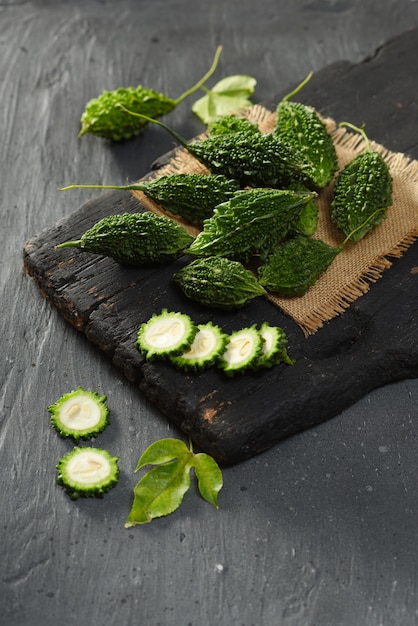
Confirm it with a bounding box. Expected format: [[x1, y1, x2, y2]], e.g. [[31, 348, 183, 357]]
[[48, 387, 110, 442], [287, 182, 319, 236], [186, 129, 310, 188], [187, 188, 315, 262], [208, 114, 260, 136], [174, 256, 266, 310], [257, 323, 295, 367], [331, 151, 392, 242], [141, 174, 240, 225], [170, 322, 228, 371], [258, 235, 340, 296], [135, 309, 197, 360], [56, 447, 119, 499], [66, 212, 194, 266], [79, 86, 176, 141], [218, 325, 263, 375], [275, 101, 338, 189]]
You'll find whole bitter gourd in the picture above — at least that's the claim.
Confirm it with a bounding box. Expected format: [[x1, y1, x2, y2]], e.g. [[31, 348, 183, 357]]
[[174, 256, 267, 309], [55, 212, 194, 266], [61, 174, 240, 227], [331, 123, 392, 242], [275, 72, 338, 189], [187, 188, 316, 262]]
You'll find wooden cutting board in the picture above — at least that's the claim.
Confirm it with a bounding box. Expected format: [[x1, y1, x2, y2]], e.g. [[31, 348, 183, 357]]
[[23, 28, 418, 465]]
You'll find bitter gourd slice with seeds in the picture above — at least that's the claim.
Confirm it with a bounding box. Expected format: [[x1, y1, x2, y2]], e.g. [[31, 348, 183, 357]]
[[48, 387, 109, 442], [56, 212, 194, 266], [330, 123, 392, 242], [174, 256, 267, 310], [62, 174, 240, 226], [56, 447, 119, 499], [218, 325, 263, 375], [257, 323, 295, 367], [136, 310, 197, 360], [187, 188, 316, 262], [170, 322, 229, 371], [275, 72, 338, 189]]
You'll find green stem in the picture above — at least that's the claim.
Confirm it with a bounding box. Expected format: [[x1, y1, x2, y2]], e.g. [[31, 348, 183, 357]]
[[174, 45, 223, 105], [339, 121, 371, 152], [117, 106, 190, 149], [281, 71, 313, 103], [60, 183, 145, 192], [55, 240, 82, 249], [339, 208, 386, 249]]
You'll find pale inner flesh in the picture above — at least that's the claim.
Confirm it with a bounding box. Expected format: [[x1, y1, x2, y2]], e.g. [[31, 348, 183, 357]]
[[223, 333, 255, 365], [181, 329, 217, 360], [145, 318, 187, 349], [59, 396, 102, 430], [66, 451, 111, 485]]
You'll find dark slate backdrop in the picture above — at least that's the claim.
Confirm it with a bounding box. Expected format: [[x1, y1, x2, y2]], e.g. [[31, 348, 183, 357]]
[[2, 2, 418, 625]]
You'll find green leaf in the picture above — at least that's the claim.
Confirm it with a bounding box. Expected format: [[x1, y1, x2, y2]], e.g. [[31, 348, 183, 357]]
[[125, 456, 192, 527], [192, 453, 223, 509], [192, 74, 257, 124], [134, 437, 189, 471]]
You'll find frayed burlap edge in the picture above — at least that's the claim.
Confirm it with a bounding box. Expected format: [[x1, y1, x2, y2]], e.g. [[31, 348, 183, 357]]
[[131, 105, 418, 335]]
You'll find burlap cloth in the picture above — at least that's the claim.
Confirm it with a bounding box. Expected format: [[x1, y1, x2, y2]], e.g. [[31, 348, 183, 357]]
[[131, 105, 418, 335]]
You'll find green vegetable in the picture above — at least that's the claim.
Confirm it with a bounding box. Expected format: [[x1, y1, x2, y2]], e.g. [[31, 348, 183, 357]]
[[192, 74, 257, 124], [136, 309, 197, 360], [258, 208, 386, 296], [258, 235, 341, 297], [170, 322, 228, 370], [55, 212, 194, 266], [79, 46, 223, 140], [288, 182, 319, 236], [207, 113, 259, 136], [174, 256, 267, 309], [56, 447, 119, 499], [48, 387, 109, 442], [218, 325, 263, 375], [125, 438, 223, 526], [117, 111, 311, 188], [61, 174, 240, 227], [187, 188, 316, 262], [331, 122, 392, 242], [258, 322, 295, 367], [275, 72, 338, 189]]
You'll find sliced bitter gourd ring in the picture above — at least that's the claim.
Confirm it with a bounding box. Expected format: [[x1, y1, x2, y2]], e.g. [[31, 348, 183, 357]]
[[171, 322, 228, 371], [218, 325, 263, 375], [56, 447, 119, 499], [136, 309, 197, 360], [258, 322, 295, 367], [48, 387, 109, 441]]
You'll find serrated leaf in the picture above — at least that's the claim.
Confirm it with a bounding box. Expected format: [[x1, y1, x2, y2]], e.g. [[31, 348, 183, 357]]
[[135, 437, 189, 471], [125, 456, 192, 527], [193, 453, 223, 509], [192, 74, 256, 124]]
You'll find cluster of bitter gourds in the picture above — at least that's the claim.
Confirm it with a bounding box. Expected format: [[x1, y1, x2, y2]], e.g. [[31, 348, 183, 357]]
[[57, 74, 393, 372]]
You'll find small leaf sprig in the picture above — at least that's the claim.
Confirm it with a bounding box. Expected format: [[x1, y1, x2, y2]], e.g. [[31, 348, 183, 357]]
[[125, 438, 223, 527], [192, 74, 257, 124]]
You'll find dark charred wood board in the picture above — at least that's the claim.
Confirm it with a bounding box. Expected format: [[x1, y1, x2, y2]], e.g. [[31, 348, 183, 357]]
[[23, 28, 418, 465]]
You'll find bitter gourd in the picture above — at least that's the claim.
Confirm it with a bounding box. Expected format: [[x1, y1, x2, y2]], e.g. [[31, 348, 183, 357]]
[[174, 256, 267, 309], [170, 322, 228, 371], [207, 114, 260, 136], [55, 212, 194, 266], [56, 447, 119, 499], [79, 46, 223, 141], [257, 322, 295, 367], [275, 72, 338, 189], [48, 387, 109, 442], [118, 112, 311, 188], [187, 188, 316, 262], [258, 235, 341, 297], [61, 174, 240, 227], [330, 123, 392, 242], [218, 325, 263, 375], [136, 309, 197, 360]]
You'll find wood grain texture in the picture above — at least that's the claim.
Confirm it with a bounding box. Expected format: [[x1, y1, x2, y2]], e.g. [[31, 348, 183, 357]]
[[23, 28, 418, 465], [2, 2, 418, 626]]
